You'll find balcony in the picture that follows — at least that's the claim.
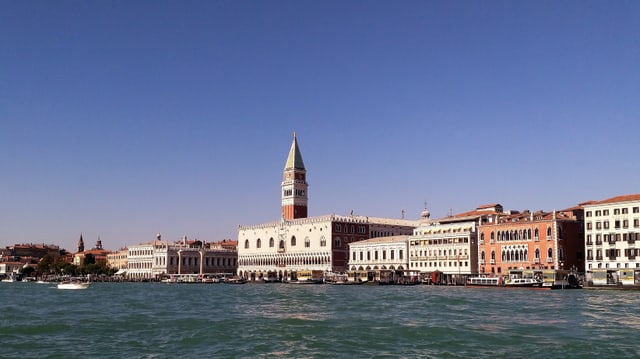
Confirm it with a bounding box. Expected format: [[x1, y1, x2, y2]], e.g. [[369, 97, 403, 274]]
[[534, 258, 540, 264], [479, 259, 485, 264], [587, 256, 593, 260], [546, 258, 553, 263], [596, 241, 603, 245], [596, 256, 603, 260], [490, 259, 496, 264]]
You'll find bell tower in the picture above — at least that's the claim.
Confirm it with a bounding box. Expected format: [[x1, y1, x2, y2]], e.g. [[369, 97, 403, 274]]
[[77, 233, 85, 253], [281, 132, 308, 220]]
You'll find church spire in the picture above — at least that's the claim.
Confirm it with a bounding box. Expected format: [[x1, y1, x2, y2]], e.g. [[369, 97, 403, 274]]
[[284, 131, 305, 170], [77, 233, 85, 253], [281, 132, 308, 220]]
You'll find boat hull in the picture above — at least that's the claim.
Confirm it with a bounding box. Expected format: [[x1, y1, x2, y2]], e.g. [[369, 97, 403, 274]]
[[57, 282, 92, 290]]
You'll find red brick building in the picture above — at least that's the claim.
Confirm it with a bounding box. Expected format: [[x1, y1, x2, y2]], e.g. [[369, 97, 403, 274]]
[[478, 207, 584, 275]]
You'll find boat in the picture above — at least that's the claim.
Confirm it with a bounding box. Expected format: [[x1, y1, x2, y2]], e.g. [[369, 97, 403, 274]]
[[466, 276, 502, 287], [286, 270, 324, 284], [330, 279, 365, 285], [466, 276, 545, 289], [223, 277, 247, 284], [1, 273, 20, 282], [57, 281, 92, 290], [287, 278, 324, 284], [504, 277, 543, 287]]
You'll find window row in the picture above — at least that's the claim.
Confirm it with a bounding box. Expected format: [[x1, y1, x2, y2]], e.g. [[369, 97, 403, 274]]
[[481, 227, 556, 242], [129, 249, 153, 256], [335, 224, 366, 234], [351, 249, 404, 262], [586, 207, 640, 217], [586, 232, 640, 245], [587, 248, 639, 260], [410, 248, 469, 257], [411, 237, 469, 246], [411, 261, 469, 268], [586, 219, 640, 230], [244, 236, 327, 249], [480, 248, 563, 262]]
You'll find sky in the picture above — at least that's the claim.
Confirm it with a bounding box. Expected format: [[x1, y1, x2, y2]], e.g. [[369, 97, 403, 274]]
[[1, 1, 638, 252]]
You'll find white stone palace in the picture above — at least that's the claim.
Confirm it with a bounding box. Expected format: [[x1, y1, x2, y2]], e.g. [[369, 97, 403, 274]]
[[584, 194, 640, 285], [237, 133, 417, 281]]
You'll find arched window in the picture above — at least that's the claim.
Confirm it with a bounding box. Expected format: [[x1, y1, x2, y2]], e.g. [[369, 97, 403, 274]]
[[547, 226, 552, 238], [244, 240, 249, 249], [481, 251, 485, 260], [291, 236, 297, 246], [269, 238, 274, 248], [548, 248, 553, 259], [304, 237, 310, 248], [279, 240, 285, 249], [320, 236, 326, 247], [491, 251, 496, 260], [558, 226, 563, 239], [481, 233, 485, 241], [535, 248, 540, 259], [256, 238, 261, 248], [534, 228, 539, 238], [490, 231, 495, 240]]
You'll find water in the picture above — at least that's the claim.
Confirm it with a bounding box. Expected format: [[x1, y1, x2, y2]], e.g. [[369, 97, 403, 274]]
[[1, 282, 639, 358]]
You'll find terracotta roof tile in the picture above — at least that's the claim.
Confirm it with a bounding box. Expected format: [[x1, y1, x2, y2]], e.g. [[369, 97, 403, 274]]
[[594, 194, 640, 205]]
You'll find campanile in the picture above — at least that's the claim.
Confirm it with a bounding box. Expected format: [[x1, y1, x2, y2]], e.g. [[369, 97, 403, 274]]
[[281, 132, 308, 220]]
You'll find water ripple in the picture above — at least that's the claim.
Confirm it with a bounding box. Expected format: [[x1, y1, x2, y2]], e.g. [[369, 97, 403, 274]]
[[1, 282, 640, 357]]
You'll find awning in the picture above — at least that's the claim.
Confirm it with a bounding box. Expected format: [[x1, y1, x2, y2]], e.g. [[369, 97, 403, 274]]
[[115, 269, 127, 275]]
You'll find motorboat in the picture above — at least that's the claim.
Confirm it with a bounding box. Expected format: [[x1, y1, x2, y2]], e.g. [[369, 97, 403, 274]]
[[57, 281, 92, 290], [504, 277, 543, 287]]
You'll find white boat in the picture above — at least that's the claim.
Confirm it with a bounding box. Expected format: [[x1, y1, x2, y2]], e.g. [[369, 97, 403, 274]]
[[505, 277, 543, 287], [57, 281, 92, 290], [466, 276, 544, 288], [466, 276, 502, 287]]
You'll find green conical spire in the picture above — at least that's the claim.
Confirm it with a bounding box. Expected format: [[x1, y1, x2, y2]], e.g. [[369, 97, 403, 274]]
[[284, 132, 305, 170]]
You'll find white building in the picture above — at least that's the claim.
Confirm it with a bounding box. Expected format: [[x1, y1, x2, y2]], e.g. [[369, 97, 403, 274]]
[[348, 235, 410, 282], [408, 207, 480, 284], [584, 194, 640, 285], [127, 242, 154, 280], [237, 133, 417, 281], [127, 234, 237, 280]]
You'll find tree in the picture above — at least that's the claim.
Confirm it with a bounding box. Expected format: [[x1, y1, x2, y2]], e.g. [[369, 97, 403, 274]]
[[20, 266, 36, 277], [84, 253, 95, 265], [38, 254, 54, 274]]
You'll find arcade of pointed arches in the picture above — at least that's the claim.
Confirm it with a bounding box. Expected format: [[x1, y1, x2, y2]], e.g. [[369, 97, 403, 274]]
[[483, 225, 559, 242], [350, 265, 404, 271]]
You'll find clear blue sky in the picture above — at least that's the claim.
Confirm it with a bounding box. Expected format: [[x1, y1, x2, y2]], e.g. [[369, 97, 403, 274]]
[[1, 1, 638, 251]]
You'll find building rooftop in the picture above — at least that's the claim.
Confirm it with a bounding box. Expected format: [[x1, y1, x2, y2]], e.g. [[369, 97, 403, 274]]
[[590, 193, 640, 205], [350, 235, 410, 246], [284, 132, 305, 170]]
